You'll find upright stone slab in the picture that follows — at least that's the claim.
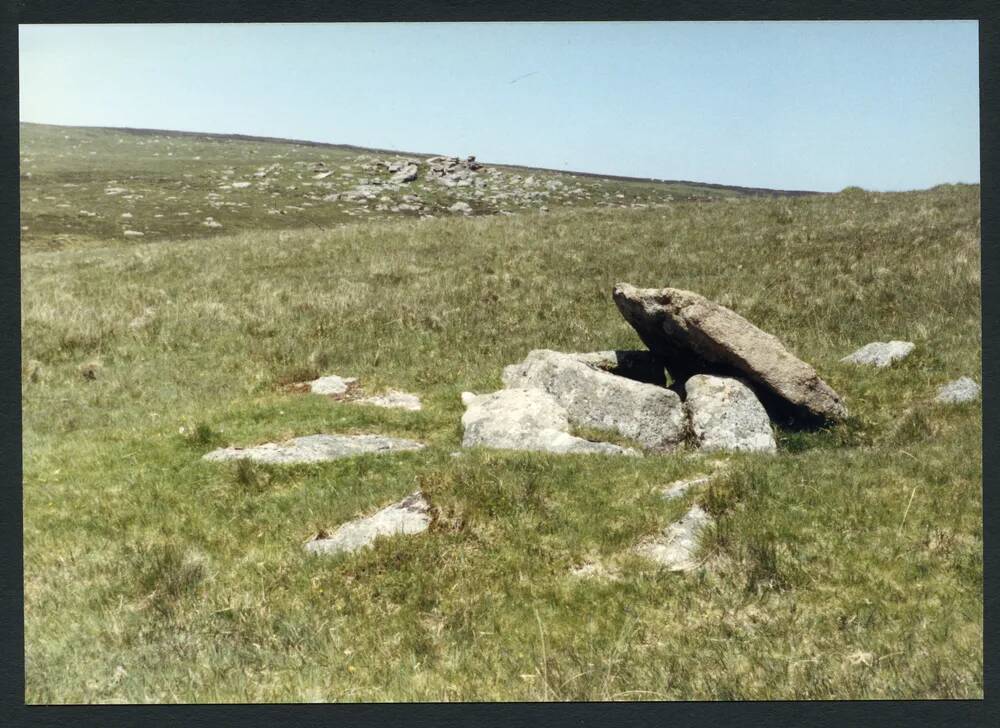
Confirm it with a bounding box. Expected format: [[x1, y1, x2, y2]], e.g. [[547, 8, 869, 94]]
[[685, 375, 777, 453], [502, 349, 686, 451], [612, 283, 847, 425]]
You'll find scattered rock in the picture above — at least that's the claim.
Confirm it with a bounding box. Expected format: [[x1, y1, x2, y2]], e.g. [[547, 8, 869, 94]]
[[461, 388, 635, 455], [635, 504, 713, 572], [203, 434, 425, 464], [354, 390, 422, 411], [841, 341, 915, 368], [935, 376, 980, 404], [305, 491, 431, 556], [685, 375, 776, 453], [502, 349, 686, 451], [613, 283, 847, 424], [308, 375, 358, 396]]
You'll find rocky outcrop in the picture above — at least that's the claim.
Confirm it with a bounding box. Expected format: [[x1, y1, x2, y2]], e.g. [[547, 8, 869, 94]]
[[203, 434, 425, 464], [684, 375, 776, 453], [461, 388, 634, 455], [841, 341, 915, 368], [305, 491, 431, 556], [613, 283, 847, 425], [501, 349, 686, 451]]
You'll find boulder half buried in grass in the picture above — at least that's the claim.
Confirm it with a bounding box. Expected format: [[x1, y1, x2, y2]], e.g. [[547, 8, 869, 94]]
[[612, 283, 847, 425], [203, 434, 425, 464], [935, 376, 980, 404], [635, 504, 713, 572], [305, 491, 431, 556], [502, 349, 685, 451], [840, 341, 914, 368]]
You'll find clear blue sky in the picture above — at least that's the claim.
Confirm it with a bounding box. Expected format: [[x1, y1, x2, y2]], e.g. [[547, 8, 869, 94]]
[[19, 21, 979, 192]]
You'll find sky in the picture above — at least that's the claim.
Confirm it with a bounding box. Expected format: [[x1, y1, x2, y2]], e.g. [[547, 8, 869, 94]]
[[18, 21, 980, 192]]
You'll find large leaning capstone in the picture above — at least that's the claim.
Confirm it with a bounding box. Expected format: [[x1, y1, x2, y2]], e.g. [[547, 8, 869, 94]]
[[685, 375, 776, 453], [305, 491, 431, 556], [461, 388, 634, 455], [502, 349, 686, 451], [613, 283, 847, 424], [203, 434, 425, 464]]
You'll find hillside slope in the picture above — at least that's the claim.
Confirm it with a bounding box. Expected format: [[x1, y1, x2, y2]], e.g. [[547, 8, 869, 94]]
[[19, 122, 819, 252]]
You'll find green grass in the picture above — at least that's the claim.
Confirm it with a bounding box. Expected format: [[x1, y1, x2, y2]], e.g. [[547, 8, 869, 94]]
[[21, 127, 981, 702]]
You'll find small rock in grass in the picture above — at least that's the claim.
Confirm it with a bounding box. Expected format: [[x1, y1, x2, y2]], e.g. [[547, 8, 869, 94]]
[[354, 390, 422, 411], [685, 375, 776, 453], [935, 377, 980, 404], [203, 434, 425, 464], [635, 504, 713, 572], [305, 491, 431, 556], [569, 562, 621, 581], [841, 341, 914, 368], [308, 375, 358, 396]]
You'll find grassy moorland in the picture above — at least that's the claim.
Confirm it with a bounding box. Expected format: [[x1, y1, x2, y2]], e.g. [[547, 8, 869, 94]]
[[21, 127, 981, 702], [19, 122, 798, 254]]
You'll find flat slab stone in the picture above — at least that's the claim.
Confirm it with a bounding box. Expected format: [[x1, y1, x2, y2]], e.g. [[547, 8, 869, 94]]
[[461, 388, 636, 455], [305, 492, 431, 556], [685, 375, 777, 453], [841, 341, 915, 368], [635, 504, 713, 572], [935, 376, 980, 404], [354, 390, 422, 411], [308, 375, 358, 395], [502, 349, 686, 451], [203, 434, 425, 464], [613, 283, 847, 425]]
